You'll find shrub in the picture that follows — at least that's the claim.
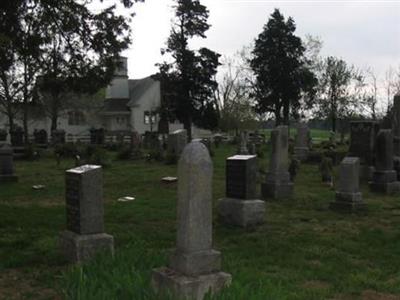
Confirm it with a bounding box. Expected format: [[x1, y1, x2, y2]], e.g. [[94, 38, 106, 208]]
[[117, 146, 133, 160]]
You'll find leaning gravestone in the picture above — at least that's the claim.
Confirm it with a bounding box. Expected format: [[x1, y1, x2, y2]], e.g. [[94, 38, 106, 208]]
[[152, 141, 231, 300], [60, 165, 114, 263], [330, 157, 366, 212], [261, 126, 293, 199], [370, 130, 400, 194], [294, 123, 310, 161], [0, 144, 18, 183], [218, 155, 265, 227], [348, 121, 379, 180], [167, 129, 188, 160]]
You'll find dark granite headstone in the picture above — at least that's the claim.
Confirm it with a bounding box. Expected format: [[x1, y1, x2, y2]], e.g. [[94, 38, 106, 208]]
[[226, 155, 257, 199]]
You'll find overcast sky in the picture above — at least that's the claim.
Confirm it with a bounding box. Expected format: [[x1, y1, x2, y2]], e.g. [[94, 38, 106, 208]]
[[126, 0, 399, 84]]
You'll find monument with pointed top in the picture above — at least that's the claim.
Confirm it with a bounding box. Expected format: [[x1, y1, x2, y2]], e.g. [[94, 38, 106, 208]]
[[152, 141, 231, 300]]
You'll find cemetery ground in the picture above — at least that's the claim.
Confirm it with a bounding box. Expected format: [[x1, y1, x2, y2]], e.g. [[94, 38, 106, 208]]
[[1, 138, 400, 299]]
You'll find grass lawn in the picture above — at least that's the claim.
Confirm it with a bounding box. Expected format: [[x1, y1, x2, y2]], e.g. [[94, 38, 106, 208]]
[[1, 142, 400, 299]]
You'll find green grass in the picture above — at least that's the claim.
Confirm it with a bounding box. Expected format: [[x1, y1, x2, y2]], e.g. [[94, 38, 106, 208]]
[[1, 142, 400, 299]]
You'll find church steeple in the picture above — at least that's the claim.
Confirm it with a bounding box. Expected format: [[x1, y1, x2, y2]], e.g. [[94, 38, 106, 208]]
[[105, 56, 129, 99]]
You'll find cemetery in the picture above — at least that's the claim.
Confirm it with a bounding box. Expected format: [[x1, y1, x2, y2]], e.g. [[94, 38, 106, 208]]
[[1, 0, 400, 299]]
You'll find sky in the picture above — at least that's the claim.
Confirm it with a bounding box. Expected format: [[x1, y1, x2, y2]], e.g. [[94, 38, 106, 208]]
[[126, 0, 399, 79]]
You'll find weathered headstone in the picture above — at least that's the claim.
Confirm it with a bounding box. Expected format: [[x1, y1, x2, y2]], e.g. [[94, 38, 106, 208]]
[[370, 129, 400, 194], [152, 141, 231, 300], [0, 145, 18, 183], [52, 129, 66, 144], [218, 155, 265, 227], [60, 165, 114, 263], [348, 121, 379, 180], [238, 131, 249, 155], [261, 126, 293, 199], [293, 123, 310, 161], [167, 129, 188, 159], [10, 127, 24, 147], [330, 157, 366, 212]]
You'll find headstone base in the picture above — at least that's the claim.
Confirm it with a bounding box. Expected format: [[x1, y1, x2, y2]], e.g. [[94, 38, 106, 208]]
[[0, 174, 18, 183], [217, 198, 265, 228], [261, 181, 293, 199], [330, 192, 366, 212], [359, 165, 374, 181], [169, 249, 221, 276], [152, 267, 231, 300], [293, 147, 309, 161], [369, 181, 400, 194], [60, 230, 114, 263]]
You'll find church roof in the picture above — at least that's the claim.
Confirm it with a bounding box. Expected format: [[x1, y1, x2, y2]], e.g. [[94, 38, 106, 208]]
[[127, 76, 158, 107], [102, 76, 158, 114]]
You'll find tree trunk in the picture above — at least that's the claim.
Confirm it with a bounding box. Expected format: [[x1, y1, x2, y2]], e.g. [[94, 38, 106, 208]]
[[283, 102, 290, 126], [23, 106, 28, 144], [7, 114, 14, 134], [51, 114, 58, 132]]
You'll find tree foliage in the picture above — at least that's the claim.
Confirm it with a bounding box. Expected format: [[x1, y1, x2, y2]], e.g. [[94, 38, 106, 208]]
[[156, 0, 220, 139], [250, 9, 317, 126], [0, 0, 142, 135]]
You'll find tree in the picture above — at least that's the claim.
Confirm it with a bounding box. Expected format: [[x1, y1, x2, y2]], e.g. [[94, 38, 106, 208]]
[[250, 9, 317, 126], [311, 56, 361, 132], [0, 0, 142, 138], [215, 47, 257, 133], [157, 0, 220, 140]]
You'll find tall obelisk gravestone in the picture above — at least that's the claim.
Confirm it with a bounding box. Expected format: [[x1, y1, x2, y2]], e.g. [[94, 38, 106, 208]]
[[152, 141, 231, 300], [60, 165, 114, 263], [218, 155, 265, 227], [262, 125, 293, 199]]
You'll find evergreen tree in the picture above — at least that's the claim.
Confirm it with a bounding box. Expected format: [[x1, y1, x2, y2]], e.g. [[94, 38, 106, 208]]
[[157, 0, 220, 140], [250, 9, 317, 125]]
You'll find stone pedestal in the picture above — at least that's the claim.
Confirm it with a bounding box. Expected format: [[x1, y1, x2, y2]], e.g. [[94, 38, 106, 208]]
[[152, 268, 231, 300], [60, 165, 114, 263], [370, 170, 400, 194], [152, 141, 231, 300], [60, 231, 114, 263], [218, 198, 265, 227], [261, 126, 293, 199], [0, 145, 18, 183], [261, 171, 293, 199]]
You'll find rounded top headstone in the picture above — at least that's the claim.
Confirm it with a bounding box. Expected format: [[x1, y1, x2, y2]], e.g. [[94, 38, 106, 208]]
[[179, 140, 211, 166]]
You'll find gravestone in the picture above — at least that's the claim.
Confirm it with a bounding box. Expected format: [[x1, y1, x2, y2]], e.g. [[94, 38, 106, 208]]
[[261, 126, 293, 199], [320, 156, 333, 186], [33, 129, 48, 145], [293, 123, 310, 161], [152, 141, 231, 300], [218, 155, 265, 227], [330, 157, 366, 212], [238, 131, 249, 155], [10, 127, 24, 147], [392, 94, 400, 156], [60, 165, 114, 263], [369, 130, 400, 194], [0, 145, 18, 183], [167, 129, 188, 159], [348, 121, 379, 180]]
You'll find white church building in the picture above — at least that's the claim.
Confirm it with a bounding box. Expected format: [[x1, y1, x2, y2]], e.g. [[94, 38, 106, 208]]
[[0, 57, 202, 139]]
